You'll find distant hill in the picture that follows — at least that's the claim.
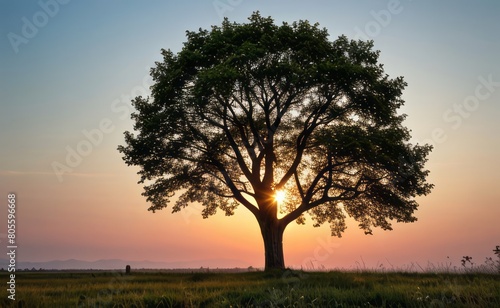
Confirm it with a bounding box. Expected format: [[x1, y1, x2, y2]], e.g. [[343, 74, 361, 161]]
[[0, 258, 251, 270]]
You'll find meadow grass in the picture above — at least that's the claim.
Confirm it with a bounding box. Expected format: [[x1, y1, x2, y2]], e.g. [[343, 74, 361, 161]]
[[1, 270, 499, 307]]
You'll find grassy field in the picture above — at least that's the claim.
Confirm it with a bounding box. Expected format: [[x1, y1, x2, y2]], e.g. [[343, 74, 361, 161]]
[[2, 270, 499, 307]]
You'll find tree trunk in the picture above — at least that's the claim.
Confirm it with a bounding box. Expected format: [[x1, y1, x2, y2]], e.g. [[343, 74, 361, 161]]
[[259, 218, 285, 271]]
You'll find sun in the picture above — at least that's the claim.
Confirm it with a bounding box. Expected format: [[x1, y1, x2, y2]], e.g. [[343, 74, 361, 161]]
[[274, 190, 286, 203]]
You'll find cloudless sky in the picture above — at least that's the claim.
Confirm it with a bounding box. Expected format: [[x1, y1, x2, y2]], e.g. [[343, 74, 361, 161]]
[[1, 0, 499, 270]]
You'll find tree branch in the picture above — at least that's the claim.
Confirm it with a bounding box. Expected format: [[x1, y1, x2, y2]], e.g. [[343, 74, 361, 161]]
[[213, 160, 260, 218]]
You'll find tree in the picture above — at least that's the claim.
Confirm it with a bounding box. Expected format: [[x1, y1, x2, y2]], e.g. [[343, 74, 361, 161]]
[[118, 13, 433, 271]]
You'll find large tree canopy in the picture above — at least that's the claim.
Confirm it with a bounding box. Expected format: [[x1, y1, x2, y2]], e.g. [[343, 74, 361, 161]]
[[119, 13, 433, 270]]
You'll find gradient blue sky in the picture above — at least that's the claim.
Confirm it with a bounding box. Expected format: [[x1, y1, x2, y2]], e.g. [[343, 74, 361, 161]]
[[1, 0, 499, 269]]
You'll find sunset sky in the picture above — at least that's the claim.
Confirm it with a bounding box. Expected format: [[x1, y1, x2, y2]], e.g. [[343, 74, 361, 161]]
[[1, 0, 499, 270]]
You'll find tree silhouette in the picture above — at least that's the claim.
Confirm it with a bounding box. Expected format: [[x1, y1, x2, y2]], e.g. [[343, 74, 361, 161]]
[[118, 13, 433, 270]]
